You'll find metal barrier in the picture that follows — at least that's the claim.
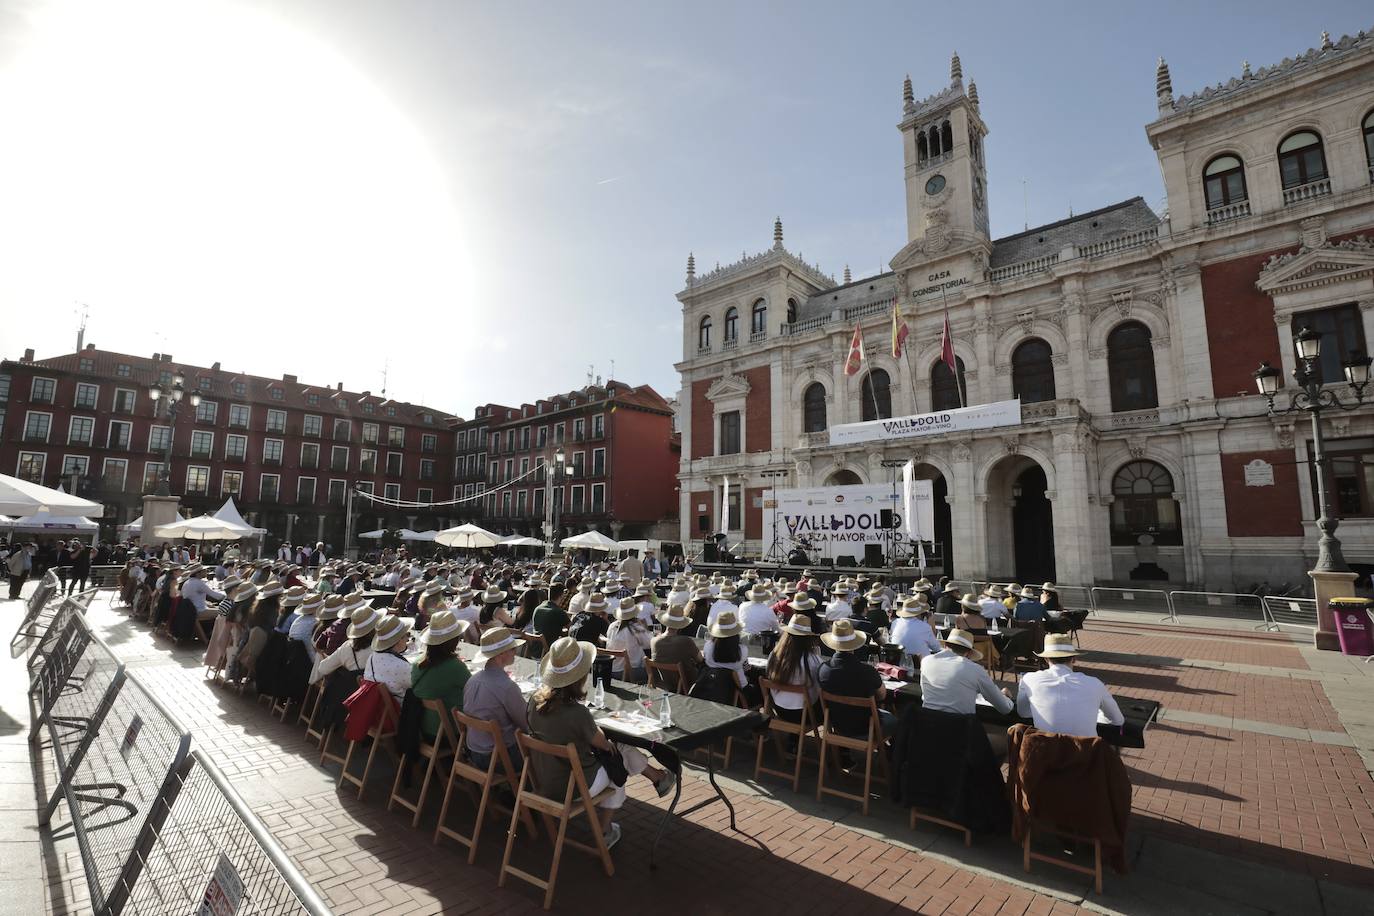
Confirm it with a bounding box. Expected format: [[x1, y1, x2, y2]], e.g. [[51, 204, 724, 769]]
[[1261, 595, 1319, 632], [1090, 586, 1175, 622], [10, 569, 61, 657], [1167, 591, 1268, 628], [1054, 585, 1094, 613], [110, 750, 331, 915]]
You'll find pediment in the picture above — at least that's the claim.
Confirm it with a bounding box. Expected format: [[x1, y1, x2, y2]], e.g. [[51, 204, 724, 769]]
[[705, 373, 751, 402], [889, 234, 989, 274], [1256, 236, 1374, 295]]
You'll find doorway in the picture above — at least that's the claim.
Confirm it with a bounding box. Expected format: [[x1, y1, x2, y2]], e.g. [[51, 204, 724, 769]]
[[1012, 465, 1055, 583]]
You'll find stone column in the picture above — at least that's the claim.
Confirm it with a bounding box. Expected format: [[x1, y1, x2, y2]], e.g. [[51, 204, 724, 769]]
[[140, 494, 181, 541], [1050, 429, 1094, 585], [950, 441, 982, 579], [1310, 569, 1357, 651]]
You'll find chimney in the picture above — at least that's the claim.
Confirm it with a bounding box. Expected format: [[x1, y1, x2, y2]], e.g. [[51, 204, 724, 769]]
[[336, 382, 343, 392], [152, 352, 160, 361], [162, 353, 173, 362], [85, 343, 96, 351], [23, 348, 34, 361], [211, 361, 221, 371], [283, 374, 297, 384]]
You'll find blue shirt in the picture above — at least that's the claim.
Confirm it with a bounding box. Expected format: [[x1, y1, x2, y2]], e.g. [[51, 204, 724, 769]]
[[1013, 599, 1045, 622]]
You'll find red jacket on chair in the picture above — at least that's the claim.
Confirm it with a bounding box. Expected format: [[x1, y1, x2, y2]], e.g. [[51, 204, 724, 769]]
[[342, 679, 399, 742]]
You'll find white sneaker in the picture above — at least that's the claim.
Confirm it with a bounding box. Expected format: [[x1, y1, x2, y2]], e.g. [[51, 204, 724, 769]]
[[604, 822, 622, 850]]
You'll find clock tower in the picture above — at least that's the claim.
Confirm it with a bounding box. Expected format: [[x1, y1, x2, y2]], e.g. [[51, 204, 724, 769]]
[[898, 53, 990, 249]]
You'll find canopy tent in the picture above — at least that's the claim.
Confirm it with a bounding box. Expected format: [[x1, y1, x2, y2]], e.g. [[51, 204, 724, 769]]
[[357, 529, 387, 540], [499, 535, 546, 548], [0, 475, 103, 518], [0, 516, 13, 526], [398, 528, 437, 542], [615, 539, 662, 554], [6, 509, 99, 536], [154, 515, 255, 541], [560, 530, 618, 552], [120, 512, 185, 536], [214, 497, 266, 535], [435, 523, 502, 549]]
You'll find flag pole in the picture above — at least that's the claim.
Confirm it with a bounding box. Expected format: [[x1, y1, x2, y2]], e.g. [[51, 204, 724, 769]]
[[895, 296, 919, 413], [859, 323, 884, 421], [940, 286, 965, 409]]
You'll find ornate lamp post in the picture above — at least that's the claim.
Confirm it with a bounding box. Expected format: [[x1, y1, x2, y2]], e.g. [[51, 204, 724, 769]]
[[146, 373, 200, 497], [1254, 327, 1372, 648], [549, 446, 565, 555]]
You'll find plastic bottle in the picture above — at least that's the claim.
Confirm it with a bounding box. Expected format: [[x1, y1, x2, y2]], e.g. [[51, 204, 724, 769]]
[[659, 693, 673, 728], [594, 680, 606, 709]]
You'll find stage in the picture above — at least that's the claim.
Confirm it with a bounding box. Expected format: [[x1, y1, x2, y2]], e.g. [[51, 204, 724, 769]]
[[684, 561, 945, 584]]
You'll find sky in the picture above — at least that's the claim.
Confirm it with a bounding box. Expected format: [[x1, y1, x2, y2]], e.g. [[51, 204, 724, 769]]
[[0, 0, 1369, 418]]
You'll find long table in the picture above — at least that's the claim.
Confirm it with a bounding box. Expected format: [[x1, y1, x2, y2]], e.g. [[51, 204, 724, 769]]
[[457, 644, 762, 867]]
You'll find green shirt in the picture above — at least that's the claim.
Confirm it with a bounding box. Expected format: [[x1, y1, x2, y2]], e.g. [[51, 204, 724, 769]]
[[531, 602, 569, 648], [411, 655, 471, 739]]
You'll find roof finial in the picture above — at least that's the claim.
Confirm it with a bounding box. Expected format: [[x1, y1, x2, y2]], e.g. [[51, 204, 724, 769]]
[[686, 252, 695, 283], [843, 265, 852, 284], [902, 73, 913, 108], [1241, 59, 1251, 79], [1320, 30, 1333, 50], [1155, 57, 1173, 112], [950, 51, 962, 84], [773, 216, 783, 249], [967, 80, 979, 107]]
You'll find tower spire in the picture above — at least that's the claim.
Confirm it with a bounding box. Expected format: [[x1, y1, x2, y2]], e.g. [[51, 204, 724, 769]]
[[967, 80, 979, 107], [843, 265, 851, 284], [950, 51, 962, 84], [1155, 57, 1173, 112], [773, 216, 783, 249], [902, 73, 913, 109], [686, 252, 695, 284]]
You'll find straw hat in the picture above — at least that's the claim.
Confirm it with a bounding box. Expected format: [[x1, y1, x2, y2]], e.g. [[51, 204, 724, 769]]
[[297, 595, 322, 616], [1020, 586, 1038, 599], [231, 582, 258, 601], [220, 574, 243, 590], [341, 592, 368, 615], [943, 581, 960, 593], [587, 592, 609, 613], [709, 610, 742, 638], [830, 582, 852, 597], [821, 619, 867, 653], [985, 585, 1006, 599], [789, 592, 817, 612], [420, 609, 469, 646], [539, 637, 596, 689], [473, 627, 520, 664], [865, 586, 886, 603], [895, 597, 927, 618], [454, 586, 475, 603], [373, 615, 410, 652], [318, 594, 345, 621], [480, 586, 508, 605], [912, 578, 932, 593], [185, 563, 206, 577], [959, 593, 982, 612], [781, 613, 816, 637], [1040, 582, 1058, 593], [1035, 633, 1081, 659], [257, 581, 284, 599], [282, 585, 308, 607], [657, 606, 693, 630], [346, 606, 381, 639], [691, 586, 713, 601], [941, 628, 983, 661], [633, 583, 653, 597], [611, 597, 638, 621], [422, 579, 446, 597]]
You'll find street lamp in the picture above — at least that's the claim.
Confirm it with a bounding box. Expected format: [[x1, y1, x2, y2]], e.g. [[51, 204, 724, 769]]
[[548, 446, 565, 555], [1253, 333, 1373, 573], [146, 373, 200, 497]]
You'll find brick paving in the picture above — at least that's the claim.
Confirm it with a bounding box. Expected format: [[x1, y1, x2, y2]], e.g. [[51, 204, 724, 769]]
[[19, 591, 1374, 913]]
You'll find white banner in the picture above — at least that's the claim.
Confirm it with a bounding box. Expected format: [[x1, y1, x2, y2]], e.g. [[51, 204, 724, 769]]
[[764, 483, 934, 563], [830, 398, 1023, 446]]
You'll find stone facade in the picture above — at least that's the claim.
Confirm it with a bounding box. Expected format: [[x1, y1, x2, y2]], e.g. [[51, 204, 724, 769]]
[[675, 34, 1374, 591]]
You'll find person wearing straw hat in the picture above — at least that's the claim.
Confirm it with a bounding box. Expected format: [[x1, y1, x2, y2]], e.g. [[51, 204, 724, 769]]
[[706, 580, 738, 629], [738, 581, 781, 636], [1015, 634, 1124, 739], [978, 585, 1007, 623], [703, 611, 756, 703], [312, 593, 346, 654], [606, 597, 652, 682], [462, 627, 530, 771], [567, 591, 611, 645], [765, 612, 824, 722], [568, 578, 595, 617], [1039, 582, 1064, 615], [1002, 583, 1022, 615], [1013, 585, 1047, 623], [817, 619, 896, 737], [934, 581, 961, 618], [409, 610, 473, 740], [526, 637, 676, 850], [889, 598, 942, 660], [362, 615, 413, 703], [954, 594, 988, 633], [920, 628, 1015, 756], [286, 594, 324, 663], [651, 605, 703, 686], [632, 582, 658, 627], [310, 605, 379, 685], [824, 580, 854, 622]]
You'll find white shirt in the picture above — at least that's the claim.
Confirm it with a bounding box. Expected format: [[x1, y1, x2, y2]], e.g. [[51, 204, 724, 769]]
[[890, 616, 941, 658], [665, 588, 690, 608], [824, 598, 853, 622], [568, 591, 590, 616], [287, 614, 320, 663], [919, 649, 1014, 716], [978, 597, 1005, 621], [1016, 663, 1125, 739], [704, 639, 748, 689], [310, 641, 372, 685], [364, 650, 412, 703], [738, 600, 780, 635], [706, 598, 737, 628], [451, 602, 480, 627], [635, 600, 657, 627], [180, 576, 225, 612], [769, 648, 822, 709], [606, 621, 651, 674]]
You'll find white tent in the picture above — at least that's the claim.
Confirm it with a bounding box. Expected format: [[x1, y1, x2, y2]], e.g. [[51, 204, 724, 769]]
[[435, 523, 502, 549], [499, 535, 545, 548], [120, 512, 185, 536], [154, 515, 254, 540], [214, 497, 266, 535], [357, 529, 387, 540], [0, 474, 103, 517], [616, 539, 662, 554], [7, 509, 99, 535], [399, 528, 437, 542], [560, 530, 618, 552]]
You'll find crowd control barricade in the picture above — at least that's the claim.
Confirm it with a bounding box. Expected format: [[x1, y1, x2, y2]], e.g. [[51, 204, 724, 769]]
[[10, 569, 61, 657], [1089, 586, 1175, 622], [1167, 591, 1267, 628], [88, 565, 124, 588], [107, 750, 331, 915], [1261, 595, 1319, 632], [1053, 585, 1094, 613]]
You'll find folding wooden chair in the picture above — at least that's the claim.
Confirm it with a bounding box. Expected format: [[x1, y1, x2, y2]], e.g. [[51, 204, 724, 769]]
[[517, 632, 547, 660], [337, 689, 399, 801], [435, 710, 537, 863], [645, 659, 687, 693], [296, 682, 321, 731], [816, 691, 890, 817], [753, 678, 819, 793], [499, 732, 615, 910], [388, 699, 455, 828], [1023, 819, 1104, 894], [972, 635, 997, 676]]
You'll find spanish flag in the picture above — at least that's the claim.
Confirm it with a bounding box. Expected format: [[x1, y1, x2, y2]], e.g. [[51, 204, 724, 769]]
[[891, 301, 909, 358]]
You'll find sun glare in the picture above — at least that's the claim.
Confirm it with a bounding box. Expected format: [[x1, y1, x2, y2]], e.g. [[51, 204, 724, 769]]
[[0, 0, 471, 342]]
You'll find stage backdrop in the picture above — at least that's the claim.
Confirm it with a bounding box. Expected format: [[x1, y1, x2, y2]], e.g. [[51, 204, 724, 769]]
[[764, 482, 934, 564]]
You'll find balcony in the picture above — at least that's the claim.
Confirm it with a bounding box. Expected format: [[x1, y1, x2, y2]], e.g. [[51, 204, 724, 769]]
[[696, 345, 712, 356], [24, 431, 48, 443], [722, 337, 739, 351], [30, 393, 53, 405], [1283, 177, 1331, 206], [749, 329, 767, 344], [265, 424, 286, 435], [228, 418, 249, 430], [1206, 199, 1251, 225]]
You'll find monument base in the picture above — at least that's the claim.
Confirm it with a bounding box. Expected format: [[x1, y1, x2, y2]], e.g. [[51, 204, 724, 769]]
[[140, 494, 181, 542], [1308, 568, 1357, 651]]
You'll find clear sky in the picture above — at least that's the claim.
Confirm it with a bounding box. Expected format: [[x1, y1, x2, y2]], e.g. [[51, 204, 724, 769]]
[[0, 0, 1368, 418]]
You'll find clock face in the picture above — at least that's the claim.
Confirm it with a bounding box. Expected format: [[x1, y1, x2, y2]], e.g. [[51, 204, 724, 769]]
[[925, 174, 946, 196]]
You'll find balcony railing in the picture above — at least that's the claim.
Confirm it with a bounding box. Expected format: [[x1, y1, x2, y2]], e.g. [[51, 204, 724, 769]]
[[696, 344, 712, 356], [265, 424, 285, 435], [225, 451, 246, 463], [749, 329, 767, 343], [24, 431, 48, 443], [1206, 199, 1251, 225], [989, 252, 1060, 282], [1282, 177, 1331, 206], [722, 337, 739, 351], [190, 448, 212, 459], [30, 393, 53, 404], [263, 456, 281, 466]]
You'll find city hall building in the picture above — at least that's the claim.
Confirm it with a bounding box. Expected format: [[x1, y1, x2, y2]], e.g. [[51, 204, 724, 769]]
[[675, 32, 1374, 591]]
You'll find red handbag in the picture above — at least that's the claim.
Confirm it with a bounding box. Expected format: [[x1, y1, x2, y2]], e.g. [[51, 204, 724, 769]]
[[342, 679, 397, 742]]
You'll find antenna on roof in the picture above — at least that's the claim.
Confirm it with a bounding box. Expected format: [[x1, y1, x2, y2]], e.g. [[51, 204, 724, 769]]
[[588, 364, 595, 386], [1022, 178, 1029, 231], [75, 302, 89, 352], [381, 358, 389, 398], [609, 359, 615, 381]]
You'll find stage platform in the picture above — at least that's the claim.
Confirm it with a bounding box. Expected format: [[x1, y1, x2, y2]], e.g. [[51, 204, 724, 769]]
[[684, 561, 945, 584]]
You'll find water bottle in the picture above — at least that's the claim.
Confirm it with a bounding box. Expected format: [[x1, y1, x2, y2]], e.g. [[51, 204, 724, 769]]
[[659, 693, 673, 728], [531, 668, 541, 690], [594, 680, 606, 709], [990, 617, 1000, 635]]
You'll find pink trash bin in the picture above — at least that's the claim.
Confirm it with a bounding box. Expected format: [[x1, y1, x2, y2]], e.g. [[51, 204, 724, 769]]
[[1329, 597, 1374, 657]]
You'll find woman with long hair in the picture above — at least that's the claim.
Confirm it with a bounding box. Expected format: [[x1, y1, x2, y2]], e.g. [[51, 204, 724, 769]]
[[765, 601, 824, 724], [605, 599, 651, 682]]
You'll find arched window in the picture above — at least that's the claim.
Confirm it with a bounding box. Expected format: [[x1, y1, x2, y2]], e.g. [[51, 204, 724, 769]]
[[931, 357, 967, 411], [1363, 110, 1374, 173], [917, 132, 928, 165], [1278, 130, 1327, 189], [750, 299, 767, 336], [786, 298, 798, 324], [1107, 321, 1158, 412], [940, 120, 953, 155], [723, 306, 739, 342], [1203, 154, 1248, 209], [697, 315, 712, 350], [928, 125, 940, 157], [802, 382, 827, 433], [1011, 338, 1057, 404], [1110, 461, 1182, 546], [860, 369, 892, 421]]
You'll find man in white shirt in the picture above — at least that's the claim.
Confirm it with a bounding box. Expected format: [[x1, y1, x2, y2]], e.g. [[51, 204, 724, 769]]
[[641, 549, 662, 580], [665, 577, 691, 610], [618, 551, 643, 584], [568, 580, 594, 617], [978, 585, 1007, 622], [1016, 634, 1125, 739], [889, 598, 941, 658], [706, 584, 738, 628], [277, 543, 292, 563], [180, 565, 226, 621], [633, 583, 658, 626], [920, 629, 1015, 756], [824, 582, 854, 622], [737, 582, 780, 635]]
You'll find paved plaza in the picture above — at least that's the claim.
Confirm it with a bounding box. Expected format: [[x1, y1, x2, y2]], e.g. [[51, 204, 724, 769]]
[[5, 587, 1374, 915]]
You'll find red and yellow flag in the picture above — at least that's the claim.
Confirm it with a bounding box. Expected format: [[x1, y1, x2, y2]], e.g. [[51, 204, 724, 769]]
[[843, 322, 866, 376], [891, 302, 909, 358]]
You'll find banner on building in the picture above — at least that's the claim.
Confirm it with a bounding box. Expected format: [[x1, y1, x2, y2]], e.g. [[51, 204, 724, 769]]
[[764, 482, 934, 563], [829, 398, 1022, 446]]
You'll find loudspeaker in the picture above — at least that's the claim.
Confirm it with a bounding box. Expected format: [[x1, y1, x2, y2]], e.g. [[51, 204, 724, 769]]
[[837, 556, 857, 567], [864, 544, 884, 567], [703, 543, 719, 562], [880, 509, 894, 529], [818, 558, 834, 567]]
